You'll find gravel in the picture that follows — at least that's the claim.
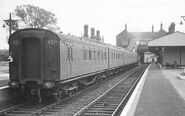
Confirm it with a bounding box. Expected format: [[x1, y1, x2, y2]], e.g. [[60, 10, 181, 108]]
[[39, 68, 137, 116]]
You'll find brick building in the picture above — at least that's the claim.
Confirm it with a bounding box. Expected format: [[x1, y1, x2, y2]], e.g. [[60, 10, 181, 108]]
[[116, 23, 167, 63]]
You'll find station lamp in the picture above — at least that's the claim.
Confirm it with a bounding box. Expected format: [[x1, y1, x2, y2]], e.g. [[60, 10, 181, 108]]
[[180, 16, 185, 25], [2, 13, 18, 37]]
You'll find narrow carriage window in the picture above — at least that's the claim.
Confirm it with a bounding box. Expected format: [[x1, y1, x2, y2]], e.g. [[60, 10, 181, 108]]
[[84, 49, 86, 60], [89, 49, 91, 60], [67, 47, 70, 61], [82, 48, 86, 60], [101, 51, 102, 60], [86, 49, 88, 60], [82, 49, 85, 60], [70, 47, 73, 61], [100, 51, 102, 60], [91, 50, 94, 60], [86, 49, 89, 60], [101, 51, 104, 60], [102, 51, 105, 60], [98, 51, 100, 60], [94, 50, 96, 60], [105, 52, 107, 60]]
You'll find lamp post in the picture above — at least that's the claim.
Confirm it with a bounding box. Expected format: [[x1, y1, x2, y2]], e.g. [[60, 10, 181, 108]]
[[180, 16, 185, 25], [179, 16, 185, 68], [2, 13, 18, 37]]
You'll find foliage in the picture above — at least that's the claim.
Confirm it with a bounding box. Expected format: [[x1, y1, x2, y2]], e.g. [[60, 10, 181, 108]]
[[0, 49, 9, 61], [14, 4, 60, 31], [180, 72, 185, 76]]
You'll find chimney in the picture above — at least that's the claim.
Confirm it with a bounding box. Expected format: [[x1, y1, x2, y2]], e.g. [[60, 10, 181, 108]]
[[152, 25, 154, 32], [83, 25, 89, 37], [90, 28, 95, 39], [125, 23, 127, 31], [168, 22, 175, 34], [160, 22, 163, 30], [96, 30, 101, 41]]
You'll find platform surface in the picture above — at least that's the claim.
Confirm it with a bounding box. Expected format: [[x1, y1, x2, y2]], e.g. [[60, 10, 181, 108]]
[[126, 63, 185, 116]]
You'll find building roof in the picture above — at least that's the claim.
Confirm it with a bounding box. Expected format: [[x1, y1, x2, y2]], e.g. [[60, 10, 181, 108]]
[[148, 31, 185, 46], [123, 30, 167, 51]]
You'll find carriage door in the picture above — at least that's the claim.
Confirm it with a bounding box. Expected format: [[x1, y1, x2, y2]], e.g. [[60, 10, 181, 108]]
[[66, 44, 72, 78], [21, 38, 41, 81]]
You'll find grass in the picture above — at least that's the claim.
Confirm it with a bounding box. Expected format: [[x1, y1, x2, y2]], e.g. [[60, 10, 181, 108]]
[[0, 61, 9, 66], [180, 72, 185, 76], [0, 61, 9, 86], [0, 61, 9, 74], [0, 80, 9, 87]]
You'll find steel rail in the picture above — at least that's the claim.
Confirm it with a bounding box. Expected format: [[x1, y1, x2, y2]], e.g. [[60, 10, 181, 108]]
[[0, 66, 141, 116], [0, 103, 25, 115], [74, 65, 146, 116]]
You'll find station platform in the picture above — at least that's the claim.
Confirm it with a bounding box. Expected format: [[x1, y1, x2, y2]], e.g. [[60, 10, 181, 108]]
[[121, 63, 185, 116]]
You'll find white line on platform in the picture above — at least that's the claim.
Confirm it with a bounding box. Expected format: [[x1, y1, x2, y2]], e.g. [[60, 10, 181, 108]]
[[120, 63, 152, 116], [0, 86, 8, 90]]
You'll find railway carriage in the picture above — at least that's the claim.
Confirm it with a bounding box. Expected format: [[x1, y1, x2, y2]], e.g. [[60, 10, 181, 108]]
[[8, 28, 139, 102], [106, 44, 125, 70], [124, 51, 139, 66], [58, 34, 108, 82]]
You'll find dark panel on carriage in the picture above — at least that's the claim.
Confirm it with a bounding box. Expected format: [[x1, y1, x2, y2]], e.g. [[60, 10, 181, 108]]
[[21, 38, 41, 80], [9, 29, 60, 85]]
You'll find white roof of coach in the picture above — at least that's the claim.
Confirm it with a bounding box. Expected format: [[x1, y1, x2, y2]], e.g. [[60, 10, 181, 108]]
[[56, 33, 108, 49]]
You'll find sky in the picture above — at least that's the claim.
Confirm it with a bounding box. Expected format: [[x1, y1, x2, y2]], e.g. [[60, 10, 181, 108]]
[[0, 0, 185, 49]]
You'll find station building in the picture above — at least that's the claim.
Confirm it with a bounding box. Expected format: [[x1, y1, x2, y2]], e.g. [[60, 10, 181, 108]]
[[116, 23, 167, 63], [148, 31, 185, 68]]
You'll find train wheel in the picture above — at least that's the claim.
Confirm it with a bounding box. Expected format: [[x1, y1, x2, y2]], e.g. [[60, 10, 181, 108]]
[[55, 89, 65, 102]]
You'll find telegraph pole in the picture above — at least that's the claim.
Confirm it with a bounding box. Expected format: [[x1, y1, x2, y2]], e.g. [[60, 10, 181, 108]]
[[2, 13, 18, 37]]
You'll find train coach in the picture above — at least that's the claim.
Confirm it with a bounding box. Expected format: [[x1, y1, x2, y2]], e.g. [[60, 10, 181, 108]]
[[8, 28, 139, 102]]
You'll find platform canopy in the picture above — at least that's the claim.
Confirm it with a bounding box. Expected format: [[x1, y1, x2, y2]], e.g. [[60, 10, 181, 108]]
[[148, 31, 185, 46]]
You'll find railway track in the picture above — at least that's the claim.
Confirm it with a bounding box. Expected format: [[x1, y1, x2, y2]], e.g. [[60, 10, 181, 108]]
[[74, 65, 147, 116], [0, 65, 147, 116]]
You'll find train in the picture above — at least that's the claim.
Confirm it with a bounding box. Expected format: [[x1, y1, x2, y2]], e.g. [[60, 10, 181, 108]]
[[8, 28, 140, 102]]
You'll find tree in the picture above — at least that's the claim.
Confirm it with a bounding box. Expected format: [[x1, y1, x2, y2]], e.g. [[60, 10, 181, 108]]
[[0, 49, 9, 61], [14, 4, 60, 31]]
